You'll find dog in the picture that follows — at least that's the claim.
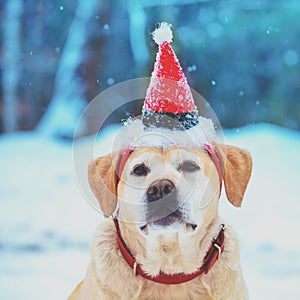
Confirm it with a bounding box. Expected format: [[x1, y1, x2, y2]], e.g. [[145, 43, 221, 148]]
[[69, 141, 252, 299]]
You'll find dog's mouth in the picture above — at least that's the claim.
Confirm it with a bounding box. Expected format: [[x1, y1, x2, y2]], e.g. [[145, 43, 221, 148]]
[[139, 209, 197, 234]]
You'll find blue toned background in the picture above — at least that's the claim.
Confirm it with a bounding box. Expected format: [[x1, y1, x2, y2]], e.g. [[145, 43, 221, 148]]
[[0, 0, 299, 299]]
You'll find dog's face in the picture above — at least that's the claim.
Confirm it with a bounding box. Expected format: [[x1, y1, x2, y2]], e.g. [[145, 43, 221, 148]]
[[117, 146, 220, 235], [88, 143, 252, 275]]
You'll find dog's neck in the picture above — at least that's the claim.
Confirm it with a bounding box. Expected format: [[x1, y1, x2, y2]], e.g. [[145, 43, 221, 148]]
[[89, 217, 246, 300], [115, 217, 225, 284]]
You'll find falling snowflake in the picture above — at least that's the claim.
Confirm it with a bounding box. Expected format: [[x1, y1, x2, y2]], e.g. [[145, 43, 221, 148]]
[[107, 77, 115, 85]]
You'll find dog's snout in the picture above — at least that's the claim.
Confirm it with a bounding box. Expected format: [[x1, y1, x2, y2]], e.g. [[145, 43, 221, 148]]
[[147, 179, 175, 202]]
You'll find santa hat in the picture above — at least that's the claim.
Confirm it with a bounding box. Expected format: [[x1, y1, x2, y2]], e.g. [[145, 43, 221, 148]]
[[142, 22, 199, 130], [117, 22, 216, 150]]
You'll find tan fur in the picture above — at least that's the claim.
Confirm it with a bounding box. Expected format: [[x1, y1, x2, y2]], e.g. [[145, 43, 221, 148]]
[[213, 144, 252, 207], [69, 143, 252, 300], [88, 152, 119, 216]]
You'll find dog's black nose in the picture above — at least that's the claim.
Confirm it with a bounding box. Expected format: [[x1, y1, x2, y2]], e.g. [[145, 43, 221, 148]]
[[147, 179, 175, 202]]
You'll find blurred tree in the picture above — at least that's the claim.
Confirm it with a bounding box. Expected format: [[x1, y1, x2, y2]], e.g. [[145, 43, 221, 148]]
[[36, 0, 99, 138], [0, 0, 299, 135], [1, 0, 23, 132]]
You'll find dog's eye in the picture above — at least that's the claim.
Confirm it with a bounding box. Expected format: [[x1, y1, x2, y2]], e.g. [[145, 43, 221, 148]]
[[132, 164, 149, 176], [179, 161, 200, 173]]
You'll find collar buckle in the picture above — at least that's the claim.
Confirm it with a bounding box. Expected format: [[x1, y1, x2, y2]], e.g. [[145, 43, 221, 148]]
[[213, 242, 222, 260], [213, 224, 226, 260], [133, 261, 138, 276]]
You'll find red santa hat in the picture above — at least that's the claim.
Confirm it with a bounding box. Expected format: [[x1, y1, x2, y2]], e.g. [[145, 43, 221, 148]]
[[117, 22, 216, 150], [142, 22, 199, 130]]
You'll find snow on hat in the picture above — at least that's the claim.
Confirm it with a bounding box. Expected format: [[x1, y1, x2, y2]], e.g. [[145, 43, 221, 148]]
[[142, 22, 199, 130]]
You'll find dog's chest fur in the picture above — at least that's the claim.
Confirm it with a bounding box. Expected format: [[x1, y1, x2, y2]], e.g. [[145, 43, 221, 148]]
[[86, 220, 246, 300]]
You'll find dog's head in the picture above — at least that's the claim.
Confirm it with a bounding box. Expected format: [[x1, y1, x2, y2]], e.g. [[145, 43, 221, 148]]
[[88, 143, 252, 274]]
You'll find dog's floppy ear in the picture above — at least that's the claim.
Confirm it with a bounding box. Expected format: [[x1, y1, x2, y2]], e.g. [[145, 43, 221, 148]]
[[214, 143, 252, 207], [88, 152, 119, 217]]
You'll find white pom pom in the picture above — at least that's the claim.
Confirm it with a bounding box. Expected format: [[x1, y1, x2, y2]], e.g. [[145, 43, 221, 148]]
[[152, 22, 173, 45]]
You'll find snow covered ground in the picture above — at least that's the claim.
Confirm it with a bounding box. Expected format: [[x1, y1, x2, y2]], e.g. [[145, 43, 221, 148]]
[[0, 123, 299, 299]]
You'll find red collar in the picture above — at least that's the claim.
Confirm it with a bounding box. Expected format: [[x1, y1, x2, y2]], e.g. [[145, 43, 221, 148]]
[[114, 218, 225, 284], [114, 143, 224, 284]]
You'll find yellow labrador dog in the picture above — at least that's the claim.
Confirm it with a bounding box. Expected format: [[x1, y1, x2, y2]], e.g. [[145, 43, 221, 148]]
[[69, 140, 252, 299]]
